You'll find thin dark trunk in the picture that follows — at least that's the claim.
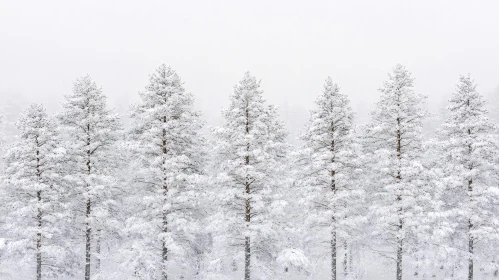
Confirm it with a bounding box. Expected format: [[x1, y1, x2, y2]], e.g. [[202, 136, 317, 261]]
[[396, 205, 403, 280], [162, 115, 168, 280], [244, 185, 251, 280], [244, 106, 251, 280], [467, 123, 474, 280], [85, 122, 92, 280], [467, 124, 474, 280], [468, 186, 473, 280], [331, 167, 337, 280], [36, 191, 42, 280], [396, 115, 403, 280], [85, 198, 91, 280], [330, 117, 337, 280], [245, 236, 251, 280], [35, 141, 42, 280], [162, 209, 168, 280]]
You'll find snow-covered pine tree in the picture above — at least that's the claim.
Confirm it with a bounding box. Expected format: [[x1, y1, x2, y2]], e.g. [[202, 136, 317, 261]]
[[3, 103, 70, 279], [124, 65, 205, 280], [211, 72, 288, 280], [364, 64, 428, 280], [436, 75, 499, 280], [297, 77, 364, 280], [59, 76, 121, 280]]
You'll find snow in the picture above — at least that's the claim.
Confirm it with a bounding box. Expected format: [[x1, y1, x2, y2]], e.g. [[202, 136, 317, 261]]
[[0, 66, 498, 280]]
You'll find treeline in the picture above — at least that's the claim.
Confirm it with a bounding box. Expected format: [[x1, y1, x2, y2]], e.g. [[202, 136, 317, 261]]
[[0, 64, 498, 280]]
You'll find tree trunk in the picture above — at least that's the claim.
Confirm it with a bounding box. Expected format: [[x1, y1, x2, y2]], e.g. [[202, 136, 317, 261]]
[[396, 224, 403, 280], [85, 123, 92, 280], [85, 198, 92, 280], [244, 106, 251, 280], [245, 235, 251, 280], [467, 126, 474, 280], [396, 115, 403, 280], [244, 171, 251, 280], [396, 191, 403, 280], [161, 116, 169, 280], [36, 190, 42, 280], [330, 131, 337, 280], [162, 208, 168, 280], [35, 143, 42, 280], [331, 170, 337, 280]]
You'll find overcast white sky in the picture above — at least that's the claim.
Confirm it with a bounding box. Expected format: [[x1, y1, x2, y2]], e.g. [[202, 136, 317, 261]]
[[1, 0, 498, 139]]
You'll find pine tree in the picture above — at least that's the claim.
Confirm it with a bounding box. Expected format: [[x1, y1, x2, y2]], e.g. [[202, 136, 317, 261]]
[[364, 64, 428, 280], [211, 72, 288, 280], [3, 103, 70, 279], [297, 77, 364, 280], [124, 65, 205, 280], [436, 75, 499, 280], [59, 76, 121, 280]]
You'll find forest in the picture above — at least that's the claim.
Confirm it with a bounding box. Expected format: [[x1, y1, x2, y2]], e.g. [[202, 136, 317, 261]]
[[0, 63, 498, 280]]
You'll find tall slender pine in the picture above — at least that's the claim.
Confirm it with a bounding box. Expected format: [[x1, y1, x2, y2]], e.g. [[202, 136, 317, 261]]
[[59, 76, 120, 280], [297, 77, 364, 280], [125, 65, 205, 280], [3, 104, 70, 279], [364, 65, 428, 280], [211, 72, 288, 280], [437, 75, 499, 280]]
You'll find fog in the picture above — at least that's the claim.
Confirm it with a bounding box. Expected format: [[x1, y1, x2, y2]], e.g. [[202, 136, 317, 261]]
[[2, 2, 499, 279], [1, 0, 498, 140]]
